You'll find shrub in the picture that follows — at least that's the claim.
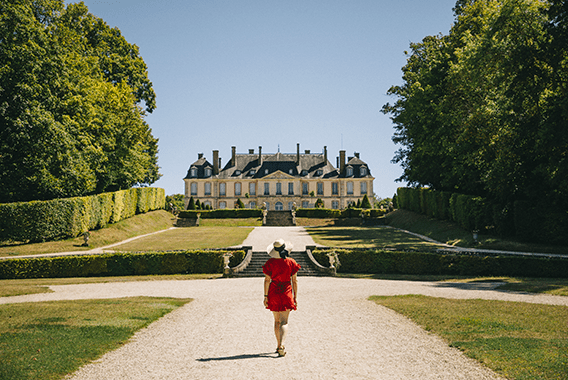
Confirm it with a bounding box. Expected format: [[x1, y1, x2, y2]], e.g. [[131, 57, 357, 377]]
[[0, 249, 246, 279], [177, 209, 262, 219]]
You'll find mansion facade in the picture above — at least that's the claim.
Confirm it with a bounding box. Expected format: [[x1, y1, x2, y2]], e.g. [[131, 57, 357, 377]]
[[184, 144, 374, 210]]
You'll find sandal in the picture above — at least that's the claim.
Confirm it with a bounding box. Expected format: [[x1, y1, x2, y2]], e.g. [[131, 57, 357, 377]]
[[277, 346, 286, 357]]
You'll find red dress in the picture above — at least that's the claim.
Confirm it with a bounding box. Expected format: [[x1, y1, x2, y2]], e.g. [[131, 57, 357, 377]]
[[262, 258, 301, 312]]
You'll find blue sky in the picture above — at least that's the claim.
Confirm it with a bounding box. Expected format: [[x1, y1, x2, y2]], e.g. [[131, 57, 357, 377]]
[[75, 0, 457, 199]]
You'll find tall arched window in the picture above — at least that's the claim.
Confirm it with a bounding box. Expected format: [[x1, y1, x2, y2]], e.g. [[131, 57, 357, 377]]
[[190, 182, 197, 196], [275, 202, 283, 211], [235, 182, 241, 196], [204, 182, 211, 195], [219, 183, 226, 196], [347, 182, 353, 195]]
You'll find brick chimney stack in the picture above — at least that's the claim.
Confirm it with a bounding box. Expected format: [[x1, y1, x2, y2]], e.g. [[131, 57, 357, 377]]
[[231, 146, 236, 167], [339, 150, 346, 174], [213, 150, 219, 175], [258, 146, 263, 165]]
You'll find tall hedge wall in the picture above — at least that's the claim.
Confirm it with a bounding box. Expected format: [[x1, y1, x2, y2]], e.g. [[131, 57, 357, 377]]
[[312, 249, 568, 278], [0, 249, 245, 279], [396, 187, 568, 245], [0, 188, 165, 243]]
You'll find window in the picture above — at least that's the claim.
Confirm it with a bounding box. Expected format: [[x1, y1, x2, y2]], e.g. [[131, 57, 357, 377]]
[[249, 169, 256, 176], [275, 202, 283, 211], [205, 167, 212, 177], [301, 170, 308, 176], [249, 201, 256, 209], [347, 182, 353, 195], [316, 169, 323, 176], [205, 182, 211, 195], [288, 202, 294, 210], [302, 183, 308, 195], [360, 167, 367, 176], [302, 201, 309, 208], [264, 183, 270, 195], [204, 201, 211, 208], [276, 183, 282, 195], [234, 170, 241, 176], [249, 182, 256, 196], [265, 169, 269, 175], [235, 182, 241, 196], [219, 201, 226, 209], [289, 169, 293, 175], [346, 166, 353, 177], [332, 201, 339, 209], [361, 182, 367, 194], [190, 168, 197, 177], [190, 182, 197, 196], [332, 182, 338, 195], [317, 182, 323, 195], [219, 183, 226, 196], [288, 182, 294, 195]]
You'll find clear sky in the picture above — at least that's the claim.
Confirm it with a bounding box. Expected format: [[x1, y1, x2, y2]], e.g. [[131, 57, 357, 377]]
[[74, 0, 458, 199]]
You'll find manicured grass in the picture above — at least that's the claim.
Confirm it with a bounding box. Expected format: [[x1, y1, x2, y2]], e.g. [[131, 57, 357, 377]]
[[198, 218, 262, 227], [0, 274, 223, 298], [0, 210, 175, 257], [385, 209, 568, 255], [371, 295, 568, 380], [306, 226, 447, 250], [0, 297, 191, 380], [109, 226, 253, 251]]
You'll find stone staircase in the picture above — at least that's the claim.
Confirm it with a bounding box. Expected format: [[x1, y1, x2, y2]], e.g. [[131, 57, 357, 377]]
[[234, 251, 327, 277], [264, 210, 295, 226]]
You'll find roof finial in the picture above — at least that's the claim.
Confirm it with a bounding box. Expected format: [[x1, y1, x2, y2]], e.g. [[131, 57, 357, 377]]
[[278, 144, 280, 153]]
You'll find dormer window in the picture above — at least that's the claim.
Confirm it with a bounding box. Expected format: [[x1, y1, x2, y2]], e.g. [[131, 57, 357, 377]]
[[346, 166, 353, 177], [316, 169, 323, 176], [205, 167, 212, 177], [265, 169, 269, 175], [249, 169, 256, 176], [190, 168, 197, 177], [301, 170, 308, 176], [234, 170, 241, 176], [360, 167, 367, 176], [289, 169, 293, 175]]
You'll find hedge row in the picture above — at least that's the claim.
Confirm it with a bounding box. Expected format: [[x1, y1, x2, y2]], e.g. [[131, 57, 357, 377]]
[[295, 208, 386, 218], [312, 249, 568, 278], [0, 250, 245, 279], [0, 188, 165, 243], [178, 209, 263, 219], [395, 187, 568, 245]]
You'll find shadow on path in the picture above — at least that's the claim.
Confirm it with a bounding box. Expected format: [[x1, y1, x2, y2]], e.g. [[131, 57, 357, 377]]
[[196, 352, 276, 361]]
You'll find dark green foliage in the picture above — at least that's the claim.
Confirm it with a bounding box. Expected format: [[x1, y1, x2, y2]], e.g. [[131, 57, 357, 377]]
[[312, 249, 568, 278], [382, 0, 568, 244], [314, 198, 324, 208], [360, 194, 372, 209], [0, 249, 245, 279], [0, 0, 160, 203], [235, 198, 245, 209], [177, 209, 263, 219], [0, 188, 165, 242], [187, 196, 196, 210], [165, 194, 185, 211]]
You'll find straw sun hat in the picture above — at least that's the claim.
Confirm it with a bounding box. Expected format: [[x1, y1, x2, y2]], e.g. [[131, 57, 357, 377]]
[[266, 238, 293, 259]]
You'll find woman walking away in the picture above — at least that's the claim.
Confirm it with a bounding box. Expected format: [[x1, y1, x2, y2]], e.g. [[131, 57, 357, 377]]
[[263, 239, 301, 357]]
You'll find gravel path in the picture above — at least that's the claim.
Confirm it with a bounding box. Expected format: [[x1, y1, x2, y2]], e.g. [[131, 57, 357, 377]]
[[2, 226, 566, 379]]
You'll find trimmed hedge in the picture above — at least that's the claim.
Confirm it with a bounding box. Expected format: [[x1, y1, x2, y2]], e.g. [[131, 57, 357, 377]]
[[312, 249, 568, 278], [295, 208, 387, 219], [0, 250, 245, 279], [0, 188, 165, 243], [178, 209, 263, 219]]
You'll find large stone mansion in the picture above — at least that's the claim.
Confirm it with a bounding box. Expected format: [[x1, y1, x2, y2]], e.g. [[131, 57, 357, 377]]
[[184, 144, 374, 210]]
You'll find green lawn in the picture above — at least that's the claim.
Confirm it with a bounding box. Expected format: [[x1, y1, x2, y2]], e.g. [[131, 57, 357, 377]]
[[371, 295, 568, 380], [0, 297, 191, 380], [306, 225, 447, 250], [0, 210, 176, 257], [109, 226, 253, 251]]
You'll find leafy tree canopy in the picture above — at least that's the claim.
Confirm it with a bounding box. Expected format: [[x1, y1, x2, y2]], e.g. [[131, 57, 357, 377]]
[[382, 0, 567, 211], [0, 0, 160, 203]]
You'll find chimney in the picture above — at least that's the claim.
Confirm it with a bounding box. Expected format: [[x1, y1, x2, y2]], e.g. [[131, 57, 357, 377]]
[[336, 156, 339, 168], [231, 146, 236, 167], [213, 150, 219, 175], [354, 152, 360, 159], [305, 150, 310, 154], [198, 153, 203, 159], [249, 149, 254, 154], [296, 143, 300, 165], [324, 146, 328, 163], [340, 150, 346, 174], [258, 146, 263, 165]]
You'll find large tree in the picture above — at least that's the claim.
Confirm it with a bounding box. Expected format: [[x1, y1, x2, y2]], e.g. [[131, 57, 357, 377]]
[[382, 0, 567, 209], [0, 0, 160, 203]]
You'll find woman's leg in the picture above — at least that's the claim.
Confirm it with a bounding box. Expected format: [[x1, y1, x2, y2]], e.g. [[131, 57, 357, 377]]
[[272, 310, 291, 349]]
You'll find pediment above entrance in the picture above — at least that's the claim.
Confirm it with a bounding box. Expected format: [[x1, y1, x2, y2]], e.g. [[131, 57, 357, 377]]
[[264, 170, 295, 179]]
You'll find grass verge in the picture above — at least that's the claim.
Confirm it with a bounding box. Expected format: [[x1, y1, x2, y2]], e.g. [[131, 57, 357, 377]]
[[385, 209, 568, 254], [370, 295, 568, 380], [0, 210, 175, 257], [306, 226, 447, 250], [0, 274, 222, 298], [108, 226, 253, 251], [198, 218, 262, 227], [0, 297, 191, 380]]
